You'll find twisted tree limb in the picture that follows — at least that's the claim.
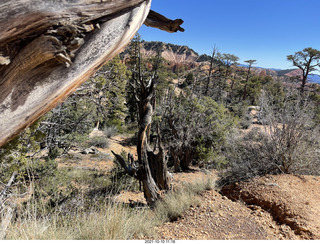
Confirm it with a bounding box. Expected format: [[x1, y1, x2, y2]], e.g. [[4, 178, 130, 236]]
[[111, 150, 137, 178], [144, 10, 185, 33], [0, 0, 184, 147]]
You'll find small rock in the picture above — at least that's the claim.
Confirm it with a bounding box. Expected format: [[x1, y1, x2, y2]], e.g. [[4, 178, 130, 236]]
[[257, 211, 264, 217], [81, 146, 97, 154], [266, 183, 279, 187], [298, 225, 309, 232]]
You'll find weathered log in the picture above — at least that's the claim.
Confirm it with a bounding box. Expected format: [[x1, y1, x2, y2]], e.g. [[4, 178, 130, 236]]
[[0, 0, 184, 147], [111, 150, 137, 178], [0, 0, 152, 147]]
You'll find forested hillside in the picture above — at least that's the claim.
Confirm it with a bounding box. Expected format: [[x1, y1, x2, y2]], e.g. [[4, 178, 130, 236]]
[[128, 41, 320, 86], [1, 36, 320, 240]]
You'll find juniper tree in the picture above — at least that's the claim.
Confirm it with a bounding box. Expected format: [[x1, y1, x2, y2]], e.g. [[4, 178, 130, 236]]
[[287, 47, 320, 93], [242, 60, 257, 101]]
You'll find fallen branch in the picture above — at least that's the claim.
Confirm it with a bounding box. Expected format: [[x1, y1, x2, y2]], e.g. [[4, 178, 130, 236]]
[[111, 150, 138, 178]]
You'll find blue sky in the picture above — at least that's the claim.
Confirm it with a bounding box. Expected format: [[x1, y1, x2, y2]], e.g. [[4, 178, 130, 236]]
[[139, 0, 320, 71]]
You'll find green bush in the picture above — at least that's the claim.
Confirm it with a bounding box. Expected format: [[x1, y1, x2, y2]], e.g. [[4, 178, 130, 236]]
[[239, 115, 252, 129], [0, 120, 44, 182], [219, 90, 320, 186], [161, 94, 237, 171], [89, 136, 110, 149], [21, 160, 58, 181], [103, 126, 118, 138]]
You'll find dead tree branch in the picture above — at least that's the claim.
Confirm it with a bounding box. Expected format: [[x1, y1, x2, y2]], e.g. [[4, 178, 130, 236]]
[[144, 10, 185, 33]]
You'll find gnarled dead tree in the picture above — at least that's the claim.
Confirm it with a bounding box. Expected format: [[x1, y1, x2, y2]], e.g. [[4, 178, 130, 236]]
[[112, 40, 170, 204], [0, 0, 184, 147]]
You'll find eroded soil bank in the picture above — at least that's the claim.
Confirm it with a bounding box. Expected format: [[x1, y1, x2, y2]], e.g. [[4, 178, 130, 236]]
[[220, 174, 320, 239], [156, 173, 320, 240]]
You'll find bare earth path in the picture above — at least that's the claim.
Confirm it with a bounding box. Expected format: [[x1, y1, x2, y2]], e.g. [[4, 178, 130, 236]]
[[58, 133, 320, 240], [156, 174, 320, 240], [156, 190, 283, 240]]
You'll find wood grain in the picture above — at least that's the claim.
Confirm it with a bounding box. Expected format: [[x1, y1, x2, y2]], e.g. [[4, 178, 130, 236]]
[[0, 0, 151, 146]]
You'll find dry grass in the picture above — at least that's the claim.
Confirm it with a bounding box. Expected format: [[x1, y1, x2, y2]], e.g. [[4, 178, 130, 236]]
[[155, 176, 215, 223], [4, 174, 216, 240], [5, 203, 156, 240]]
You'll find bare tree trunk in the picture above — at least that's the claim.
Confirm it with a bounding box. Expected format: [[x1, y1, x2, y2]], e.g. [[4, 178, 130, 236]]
[[204, 46, 217, 95], [173, 153, 181, 172], [180, 148, 193, 171], [137, 93, 161, 203], [113, 77, 171, 204], [112, 39, 173, 204], [301, 75, 308, 95], [135, 74, 171, 203], [147, 128, 170, 190]]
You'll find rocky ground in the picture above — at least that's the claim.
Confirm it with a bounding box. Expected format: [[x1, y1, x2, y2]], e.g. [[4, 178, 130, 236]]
[[59, 134, 320, 240], [221, 174, 320, 239], [156, 173, 320, 240]]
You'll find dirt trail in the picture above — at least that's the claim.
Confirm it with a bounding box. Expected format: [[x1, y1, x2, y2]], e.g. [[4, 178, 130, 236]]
[[58, 132, 320, 240], [58, 134, 136, 172], [114, 168, 216, 205], [156, 190, 285, 240], [156, 173, 320, 240]]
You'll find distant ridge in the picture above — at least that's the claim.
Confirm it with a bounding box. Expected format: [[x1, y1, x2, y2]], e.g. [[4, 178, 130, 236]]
[[122, 40, 320, 84], [238, 64, 281, 71], [278, 69, 320, 84], [309, 74, 320, 84]]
